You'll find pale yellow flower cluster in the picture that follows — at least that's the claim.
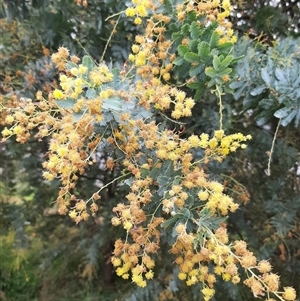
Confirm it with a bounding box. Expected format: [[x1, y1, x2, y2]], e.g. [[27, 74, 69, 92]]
[[125, 0, 153, 25]]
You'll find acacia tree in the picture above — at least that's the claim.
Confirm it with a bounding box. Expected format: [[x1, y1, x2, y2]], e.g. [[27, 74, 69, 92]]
[[1, 0, 299, 300]]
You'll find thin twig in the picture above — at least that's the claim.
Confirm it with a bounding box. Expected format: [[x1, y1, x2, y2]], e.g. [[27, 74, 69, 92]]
[[100, 15, 121, 62], [216, 85, 223, 130], [266, 118, 281, 176]]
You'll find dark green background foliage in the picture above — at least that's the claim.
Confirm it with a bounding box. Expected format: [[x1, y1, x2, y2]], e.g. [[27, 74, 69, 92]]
[[0, 0, 299, 300]]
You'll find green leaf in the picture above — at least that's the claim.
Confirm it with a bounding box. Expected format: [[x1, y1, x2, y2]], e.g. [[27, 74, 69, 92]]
[[149, 167, 161, 180], [275, 68, 287, 83], [171, 31, 182, 42], [181, 24, 190, 35], [82, 55, 96, 71], [199, 207, 210, 217], [217, 42, 233, 51], [189, 64, 204, 77], [274, 107, 292, 119], [231, 55, 244, 64], [186, 10, 197, 22], [189, 39, 199, 53], [102, 96, 122, 111], [250, 85, 266, 96], [281, 110, 297, 126], [232, 81, 247, 99], [207, 78, 216, 87], [194, 232, 205, 249], [174, 61, 191, 78], [208, 216, 228, 230], [161, 215, 180, 229], [55, 98, 75, 109], [72, 112, 85, 122], [261, 68, 271, 85], [217, 68, 232, 77], [111, 67, 121, 88], [224, 85, 234, 94], [215, 77, 223, 85], [184, 52, 200, 63], [124, 177, 134, 187], [219, 54, 233, 69], [213, 55, 221, 70], [197, 41, 210, 59], [201, 21, 218, 42], [190, 21, 201, 39], [259, 98, 273, 109], [198, 14, 207, 23], [85, 88, 97, 99], [209, 31, 220, 48], [66, 61, 78, 70], [163, 0, 173, 14], [256, 112, 272, 126], [157, 161, 174, 196], [96, 12, 102, 35], [187, 81, 205, 90], [177, 45, 189, 57], [194, 88, 204, 100], [230, 81, 245, 89], [205, 68, 217, 78], [173, 57, 184, 66], [218, 54, 225, 62], [180, 208, 191, 219]]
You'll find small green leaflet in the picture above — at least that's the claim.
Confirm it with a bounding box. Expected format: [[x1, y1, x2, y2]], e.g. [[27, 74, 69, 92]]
[[197, 41, 210, 60], [261, 68, 271, 85], [56, 98, 75, 109], [102, 96, 122, 111], [85, 88, 97, 99], [184, 52, 201, 63], [82, 55, 96, 71]]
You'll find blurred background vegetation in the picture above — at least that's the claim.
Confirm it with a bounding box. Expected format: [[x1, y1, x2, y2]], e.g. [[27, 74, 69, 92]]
[[0, 0, 299, 300]]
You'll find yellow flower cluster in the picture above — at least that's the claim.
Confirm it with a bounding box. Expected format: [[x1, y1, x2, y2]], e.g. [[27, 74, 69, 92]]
[[125, 0, 153, 25], [133, 79, 196, 119], [53, 57, 114, 113], [234, 241, 297, 301], [169, 223, 296, 301], [129, 49, 149, 67], [89, 64, 113, 86], [205, 130, 252, 159], [170, 224, 235, 300], [217, 0, 237, 44], [1, 48, 118, 221], [128, 21, 173, 81], [108, 112, 255, 293], [111, 212, 163, 286], [1, 97, 56, 143], [51, 46, 70, 70], [125, 7, 175, 87]]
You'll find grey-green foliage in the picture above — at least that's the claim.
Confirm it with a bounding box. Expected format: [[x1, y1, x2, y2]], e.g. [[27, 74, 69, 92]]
[[232, 36, 300, 127]]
